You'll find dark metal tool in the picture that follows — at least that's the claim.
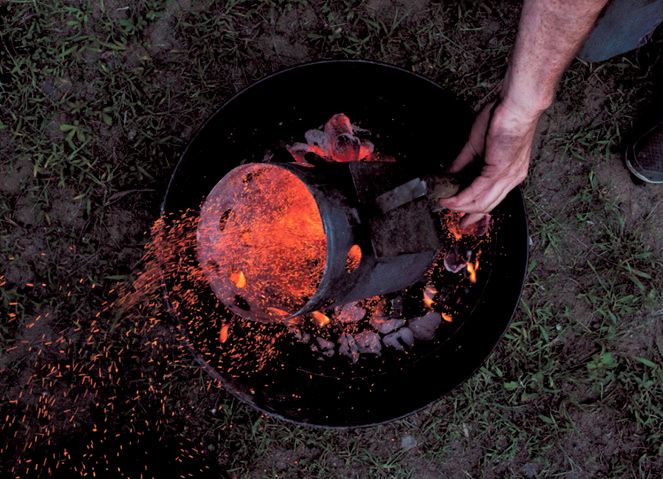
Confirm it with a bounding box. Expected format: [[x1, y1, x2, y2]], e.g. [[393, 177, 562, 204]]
[[374, 174, 459, 214]]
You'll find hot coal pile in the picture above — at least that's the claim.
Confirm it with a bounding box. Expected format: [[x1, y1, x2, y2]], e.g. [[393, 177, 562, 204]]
[[284, 237, 485, 365]]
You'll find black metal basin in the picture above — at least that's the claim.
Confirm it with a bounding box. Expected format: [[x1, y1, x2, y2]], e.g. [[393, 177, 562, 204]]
[[160, 60, 529, 428]]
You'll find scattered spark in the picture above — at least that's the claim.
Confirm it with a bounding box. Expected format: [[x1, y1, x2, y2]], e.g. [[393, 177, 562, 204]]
[[219, 324, 230, 344]]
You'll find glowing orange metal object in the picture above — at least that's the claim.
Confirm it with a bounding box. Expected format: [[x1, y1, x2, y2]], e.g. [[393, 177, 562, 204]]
[[197, 164, 327, 322]]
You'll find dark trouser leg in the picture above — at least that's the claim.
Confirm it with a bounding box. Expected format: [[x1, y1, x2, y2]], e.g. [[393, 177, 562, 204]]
[[578, 0, 663, 183], [578, 0, 663, 62]]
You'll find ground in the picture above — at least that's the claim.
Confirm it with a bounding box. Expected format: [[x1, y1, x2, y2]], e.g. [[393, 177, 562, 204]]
[[1, 1, 662, 478]]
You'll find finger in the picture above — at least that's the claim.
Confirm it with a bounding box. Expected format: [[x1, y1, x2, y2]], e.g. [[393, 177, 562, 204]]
[[459, 213, 486, 228], [484, 184, 516, 213], [445, 141, 477, 174], [439, 174, 515, 214], [463, 178, 516, 216], [438, 175, 495, 211]]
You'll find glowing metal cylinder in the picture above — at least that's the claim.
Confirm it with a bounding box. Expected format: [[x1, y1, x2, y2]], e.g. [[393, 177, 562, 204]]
[[198, 162, 441, 323]]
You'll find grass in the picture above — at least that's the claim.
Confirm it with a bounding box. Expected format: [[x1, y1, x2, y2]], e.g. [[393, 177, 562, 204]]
[[1, 0, 663, 478]]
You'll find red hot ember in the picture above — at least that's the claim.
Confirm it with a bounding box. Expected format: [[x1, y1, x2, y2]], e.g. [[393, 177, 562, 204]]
[[287, 113, 376, 163]]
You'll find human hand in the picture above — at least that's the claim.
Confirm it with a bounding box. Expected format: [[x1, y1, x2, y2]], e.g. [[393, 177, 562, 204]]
[[438, 98, 542, 227]]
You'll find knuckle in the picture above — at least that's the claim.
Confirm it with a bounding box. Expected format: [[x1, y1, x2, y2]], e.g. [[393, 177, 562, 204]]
[[516, 171, 528, 183]]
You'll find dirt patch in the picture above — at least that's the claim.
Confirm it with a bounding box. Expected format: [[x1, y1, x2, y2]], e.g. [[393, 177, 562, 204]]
[[615, 312, 663, 361], [0, 158, 31, 194], [365, 0, 431, 24], [594, 156, 663, 258], [0, 232, 43, 287], [434, 438, 483, 477], [551, 406, 640, 478], [0, 309, 58, 387], [146, 0, 190, 57], [254, 6, 317, 65], [49, 187, 87, 230], [257, 34, 312, 62]]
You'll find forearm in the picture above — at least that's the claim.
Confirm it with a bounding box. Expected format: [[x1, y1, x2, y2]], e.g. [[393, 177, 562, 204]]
[[439, 0, 612, 223], [502, 0, 609, 116]]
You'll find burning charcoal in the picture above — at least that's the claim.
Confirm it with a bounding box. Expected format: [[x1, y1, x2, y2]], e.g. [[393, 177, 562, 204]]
[[443, 243, 470, 273], [369, 317, 405, 334], [286, 142, 313, 163], [423, 283, 437, 309], [311, 311, 331, 328], [284, 315, 305, 328], [316, 337, 335, 357], [351, 123, 370, 135], [267, 307, 289, 320], [316, 336, 334, 349], [383, 327, 415, 351], [339, 333, 359, 363], [331, 133, 361, 162], [288, 113, 387, 164], [324, 113, 354, 138], [399, 327, 415, 348], [408, 311, 442, 341], [304, 129, 331, 157], [289, 327, 310, 344], [336, 301, 365, 323], [359, 139, 374, 160], [466, 259, 478, 283], [390, 296, 404, 317], [219, 324, 230, 344], [355, 331, 382, 355]]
